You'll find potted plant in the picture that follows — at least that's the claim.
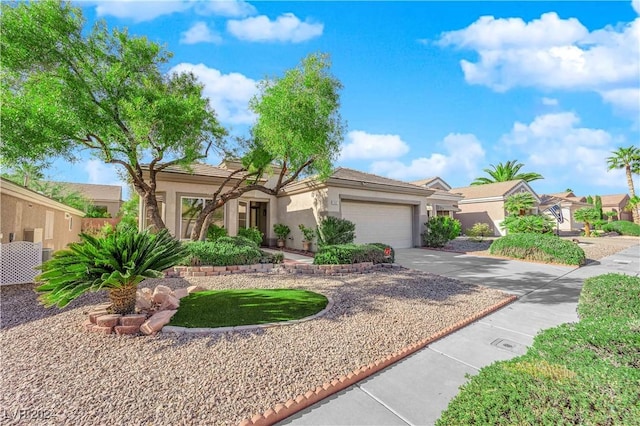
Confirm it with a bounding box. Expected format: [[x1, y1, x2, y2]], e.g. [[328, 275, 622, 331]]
[[273, 224, 291, 248], [298, 224, 316, 252]]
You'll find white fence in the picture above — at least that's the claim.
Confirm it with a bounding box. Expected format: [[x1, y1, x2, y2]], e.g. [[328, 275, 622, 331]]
[[0, 241, 43, 285]]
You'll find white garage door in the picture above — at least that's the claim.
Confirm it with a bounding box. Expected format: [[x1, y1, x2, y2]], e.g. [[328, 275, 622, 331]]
[[341, 201, 414, 248]]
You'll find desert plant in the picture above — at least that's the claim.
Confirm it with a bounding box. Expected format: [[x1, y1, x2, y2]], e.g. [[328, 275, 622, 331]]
[[206, 224, 228, 242], [466, 223, 493, 241], [273, 224, 291, 240], [574, 207, 601, 237], [501, 214, 554, 234], [422, 216, 461, 247], [604, 211, 617, 222], [35, 228, 186, 314], [504, 192, 536, 216], [317, 216, 356, 246], [298, 224, 316, 242], [238, 227, 263, 246], [578, 274, 640, 322], [489, 233, 586, 265]]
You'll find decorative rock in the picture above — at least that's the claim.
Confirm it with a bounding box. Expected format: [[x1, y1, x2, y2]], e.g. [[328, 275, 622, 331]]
[[82, 319, 94, 332], [187, 285, 206, 294], [140, 310, 177, 335], [88, 310, 109, 324], [92, 325, 113, 335], [152, 292, 171, 305], [95, 303, 113, 311], [152, 285, 173, 302], [119, 314, 147, 327], [173, 288, 189, 299], [159, 295, 180, 311], [96, 314, 122, 328], [114, 325, 140, 335]]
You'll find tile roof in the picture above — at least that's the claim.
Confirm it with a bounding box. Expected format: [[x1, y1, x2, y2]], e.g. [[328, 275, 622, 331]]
[[410, 177, 438, 186], [57, 182, 122, 202], [450, 180, 527, 199], [155, 163, 235, 179], [330, 167, 432, 192], [600, 194, 629, 206]]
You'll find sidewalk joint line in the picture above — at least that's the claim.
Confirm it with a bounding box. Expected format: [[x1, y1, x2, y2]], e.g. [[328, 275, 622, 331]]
[[356, 385, 413, 426], [427, 348, 480, 371], [475, 321, 535, 338]]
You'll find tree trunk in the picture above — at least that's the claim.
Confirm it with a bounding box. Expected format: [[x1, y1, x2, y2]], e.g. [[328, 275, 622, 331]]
[[584, 222, 591, 238], [108, 284, 138, 315], [133, 183, 166, 231], [625, 166, 640, 224], [191, 200, 220, 241]]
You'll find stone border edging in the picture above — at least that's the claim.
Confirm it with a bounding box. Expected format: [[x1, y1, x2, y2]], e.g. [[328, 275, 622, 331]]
[[238, 293, 518, 426], [161, 296, 335, 335]]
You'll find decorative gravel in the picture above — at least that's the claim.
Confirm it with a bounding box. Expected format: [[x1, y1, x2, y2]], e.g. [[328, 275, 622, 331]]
[[1, 270, 509, 425]]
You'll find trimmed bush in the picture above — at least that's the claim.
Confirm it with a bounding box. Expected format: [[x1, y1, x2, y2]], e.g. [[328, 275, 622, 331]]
[[206, 224, 228, 242], [466, 222, 493, 241], [601, 220, 640, 236], [422, 216, 461, 247], [489, 233, 586, 265], [577, 273, 640, 322], [317, 216, 356, 246], [369, 242, 395, 263], [182, 236, 262, 266], [238, 227, 263, 246], [313, 243, 392, 265], [501, 214, 554, 234]]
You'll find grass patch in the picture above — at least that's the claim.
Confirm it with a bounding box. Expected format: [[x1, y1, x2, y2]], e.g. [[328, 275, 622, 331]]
[[169, 289, 328, 328], [489, 233, 586, 265], [437, 273, 640, 425]]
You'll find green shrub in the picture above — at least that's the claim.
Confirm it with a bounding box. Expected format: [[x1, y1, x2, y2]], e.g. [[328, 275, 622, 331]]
[[298, 224, 316, 242], [466, 222, 493, 241], [501, 214, 554, 234], [369, 242, 395, 263], [238, 227, 263, 246], [577, 273, 640, 322], [206, 224, 228, 242], [261, 251, 284, 264], [317, 216, 356, 246], [601, 220, 640, 236], [273, 223, 291, 240], [182, 236, 262, 266], [422, 216, 461, 247], [489, 233, 586, 265], [313, 243, 391, 265]]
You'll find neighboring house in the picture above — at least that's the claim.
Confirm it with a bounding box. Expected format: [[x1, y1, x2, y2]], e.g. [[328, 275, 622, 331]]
[[411, 177, 463, 219], [59, 182, 123, 217], [142, 163, 433, 249], [600, 194, 632, 222], [539, 192, 591, 232], [1, 177, 84, 251], [450, 180, 541, 236]]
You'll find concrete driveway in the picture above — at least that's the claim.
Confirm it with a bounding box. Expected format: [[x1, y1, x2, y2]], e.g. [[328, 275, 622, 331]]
[[278, 244, 639, 426]]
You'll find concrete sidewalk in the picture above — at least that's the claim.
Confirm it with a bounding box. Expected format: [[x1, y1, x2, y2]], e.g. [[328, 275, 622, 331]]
[[277, 244, 639, 426]]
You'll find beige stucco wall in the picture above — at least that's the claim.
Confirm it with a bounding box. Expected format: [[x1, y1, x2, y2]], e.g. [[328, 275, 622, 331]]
[[276, 188, 327, 250], [1, 193, 83, 251], [455, 200, 506, 236], [94, 200, 121, 218]]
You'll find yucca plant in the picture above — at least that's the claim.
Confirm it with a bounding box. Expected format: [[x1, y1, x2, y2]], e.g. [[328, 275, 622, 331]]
[[35, 228, 186, 314]]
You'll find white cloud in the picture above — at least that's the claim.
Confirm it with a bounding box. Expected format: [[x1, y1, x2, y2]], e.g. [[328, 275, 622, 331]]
[[500, 112, 623, 187], [599, 88, 640, 117], [93, 0, 256, 22], [170, 63, 257, 125], [633, 0, 640, 15], [541, 97, 559, 106], [84, 160, 123, 186], [340, 131, 409, 161], [370, 133, 485, 182], [180, 22, 222, 44], [227, 13, 323, 43], [438, 13, 640, 117]]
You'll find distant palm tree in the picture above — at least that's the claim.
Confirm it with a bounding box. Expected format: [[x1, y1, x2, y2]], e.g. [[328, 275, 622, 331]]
[[504, 192, 536, 216], [471, 160, 544, 185], [607, 146, 640, 224]]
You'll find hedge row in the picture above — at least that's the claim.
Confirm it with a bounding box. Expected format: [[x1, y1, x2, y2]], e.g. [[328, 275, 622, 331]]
[[313, 243, 395, 265], [489, 233, 586, 265], [181, 236, 282, 266]]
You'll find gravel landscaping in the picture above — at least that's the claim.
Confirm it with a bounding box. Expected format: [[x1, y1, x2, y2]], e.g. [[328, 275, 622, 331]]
[[1, 270, 508, 425]]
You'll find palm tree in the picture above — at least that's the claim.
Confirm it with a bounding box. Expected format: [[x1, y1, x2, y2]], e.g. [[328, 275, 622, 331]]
[[471, 160, 544, 185], [36, 228, 186, 314], [504, 192, 537, 216], [574, 207, 600, 238], [607, 146, 640, 224]]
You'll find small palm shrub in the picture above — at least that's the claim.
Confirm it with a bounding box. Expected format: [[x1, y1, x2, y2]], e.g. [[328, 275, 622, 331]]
[[601, 220, 640, 236], [35, 228, 186, 314], [206, 224, 228, 242], [489, 233, 586, 265], [238, 227, 263, 246], [183, 236, 262, 266], [466, 222, 493, 241], [574, 207, 601, 237], [422, 216, 461, 247], [317, 216, 356, 246], [314, 243, 393, 265], [501, 214, 554, 234]]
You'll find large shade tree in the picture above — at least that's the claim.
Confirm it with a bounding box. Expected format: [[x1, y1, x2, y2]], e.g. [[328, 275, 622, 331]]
[[1, 0, 225, 230], [606, 146, 640, 224], [188, 53, 345, 240], [471, 160, 544, 185]]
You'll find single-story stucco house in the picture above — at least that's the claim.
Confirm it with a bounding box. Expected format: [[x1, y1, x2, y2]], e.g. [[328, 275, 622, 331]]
[[140, 163, 433, 249], [538, 192, 591, 232], [449, 180, 540, 236], [600, 193, 632, 222], [411, 177, 463, 219], [58, 182, 123, 218]]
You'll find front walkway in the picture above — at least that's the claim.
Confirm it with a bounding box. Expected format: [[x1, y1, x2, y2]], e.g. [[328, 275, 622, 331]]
[[277, 244, 639, 425]]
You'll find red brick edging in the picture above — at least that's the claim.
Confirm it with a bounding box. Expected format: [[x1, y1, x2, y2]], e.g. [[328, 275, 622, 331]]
[[238, 294, 518, 426]]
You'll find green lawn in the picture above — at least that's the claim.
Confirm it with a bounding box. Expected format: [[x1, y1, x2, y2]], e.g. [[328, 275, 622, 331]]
[[168, 289, 328, 328]]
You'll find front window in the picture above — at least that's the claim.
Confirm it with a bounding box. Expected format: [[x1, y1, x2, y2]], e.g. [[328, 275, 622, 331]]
[[180, 197, 224, 239]]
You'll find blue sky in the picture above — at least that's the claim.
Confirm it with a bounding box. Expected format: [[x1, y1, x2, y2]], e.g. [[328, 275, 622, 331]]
[[50, 0, 639, 198]]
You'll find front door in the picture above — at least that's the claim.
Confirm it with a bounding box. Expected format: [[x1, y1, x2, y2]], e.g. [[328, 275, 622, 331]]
[[249, 201, 268, 245]]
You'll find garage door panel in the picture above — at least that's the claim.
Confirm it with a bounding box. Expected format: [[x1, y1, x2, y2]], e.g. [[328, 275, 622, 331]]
[[341, 201, 413, 248]]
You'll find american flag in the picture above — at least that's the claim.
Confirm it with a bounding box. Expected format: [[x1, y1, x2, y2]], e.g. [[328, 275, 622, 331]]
[[547, 204, 564, 223]]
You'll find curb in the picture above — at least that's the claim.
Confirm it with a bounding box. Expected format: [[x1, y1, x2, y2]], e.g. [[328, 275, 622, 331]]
[[238, 293, 518, 426]]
